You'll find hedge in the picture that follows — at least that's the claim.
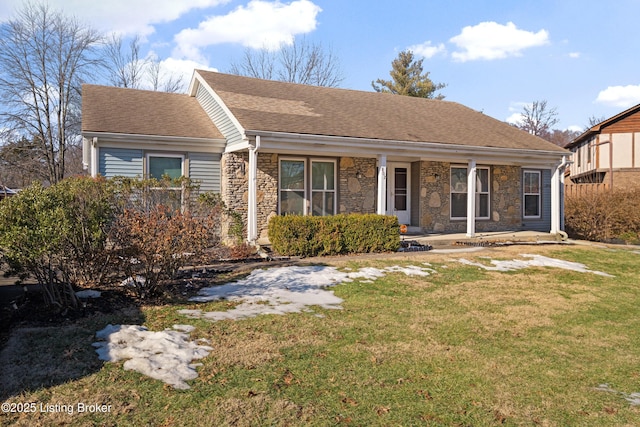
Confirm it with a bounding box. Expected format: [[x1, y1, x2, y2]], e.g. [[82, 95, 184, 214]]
[[268, 214, 400, 257], [565, 188, 640, 244]]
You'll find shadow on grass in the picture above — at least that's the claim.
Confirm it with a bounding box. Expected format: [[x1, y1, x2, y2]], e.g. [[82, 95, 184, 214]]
[[0, 283, 144, 401], [0, 257, 314, 400]]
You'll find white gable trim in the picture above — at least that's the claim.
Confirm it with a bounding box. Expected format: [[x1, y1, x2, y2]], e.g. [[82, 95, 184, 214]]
[[190, 71, 248, 147]]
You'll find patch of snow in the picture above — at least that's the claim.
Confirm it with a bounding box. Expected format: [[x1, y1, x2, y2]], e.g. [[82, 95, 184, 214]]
[[180, 264, 435, 321], [75, 290, 101, 298], [595, 383, 640, 406], [93, 324, 212, 390], [172, 324, 196, 333], [120, 275, 146, 287], [457, 254, 614, 277]]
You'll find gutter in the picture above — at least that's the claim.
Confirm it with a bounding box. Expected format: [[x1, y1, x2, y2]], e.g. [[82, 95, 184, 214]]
[[243, 129, 569, 162]]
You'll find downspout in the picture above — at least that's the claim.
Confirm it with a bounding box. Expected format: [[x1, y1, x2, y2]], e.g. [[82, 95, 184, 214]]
[[247, 135, 260, 243], [90, 137, 98, 177]]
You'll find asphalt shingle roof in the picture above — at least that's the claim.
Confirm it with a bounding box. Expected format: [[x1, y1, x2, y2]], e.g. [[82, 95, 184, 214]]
[[82, 84, 223, 140], [196, 70, 567, 153]]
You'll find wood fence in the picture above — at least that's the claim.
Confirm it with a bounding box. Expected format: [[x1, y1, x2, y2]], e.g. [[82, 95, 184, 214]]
[[564, 183, 610, 197]]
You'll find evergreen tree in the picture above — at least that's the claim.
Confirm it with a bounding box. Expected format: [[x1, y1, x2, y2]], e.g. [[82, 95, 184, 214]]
[[372, 50, 446, 99]]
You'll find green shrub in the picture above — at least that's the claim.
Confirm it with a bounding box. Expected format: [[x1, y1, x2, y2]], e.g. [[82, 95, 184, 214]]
[[565, 188, 640, 243], [268, 214, 400, 257], [0, 176, 229, 307], [0, 177, 118, 308]]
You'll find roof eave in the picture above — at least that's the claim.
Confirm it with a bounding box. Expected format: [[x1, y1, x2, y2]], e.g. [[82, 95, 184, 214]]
[[83, 131, 227, 149], [243, 130, 568, 164]]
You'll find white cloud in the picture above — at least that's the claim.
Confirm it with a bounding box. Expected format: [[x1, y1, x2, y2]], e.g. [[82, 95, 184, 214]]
[[0, 0, 230, 37], [155, 57, 217, 89], [567, 125, 583, 132], [450, 21, 549, 62], [505, 101, 529, 124], [595, 85, 640, 108], [408, 41, 446, 59], [173, 0, 321, 61], [506, 112, 524, 125], [568, 52, 581, 59]]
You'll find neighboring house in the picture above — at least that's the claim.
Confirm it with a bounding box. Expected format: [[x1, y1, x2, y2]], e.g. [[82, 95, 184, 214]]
[[565, 103, 640, 187], [82, 70, 569, 243]]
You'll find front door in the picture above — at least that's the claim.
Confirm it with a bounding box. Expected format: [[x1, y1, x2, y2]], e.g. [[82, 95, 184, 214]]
[[388, 163, 411, 225]]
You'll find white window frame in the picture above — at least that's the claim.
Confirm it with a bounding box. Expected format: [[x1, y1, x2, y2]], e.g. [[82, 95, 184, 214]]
[[523, 170, 542, 219], [279, 158, 308, 215], [146, 153, 185, 182], [450, 165, 490, 220], [278, 157, 337, 216], [310, 158, 337, 216]]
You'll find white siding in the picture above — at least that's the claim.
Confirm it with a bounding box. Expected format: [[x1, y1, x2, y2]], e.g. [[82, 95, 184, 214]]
[[635, 132, 640, 167], [570, 137, 597, 176], [598, 140, 610, 169], [612, 133, 633, 168], [196, 85, 244, 146]]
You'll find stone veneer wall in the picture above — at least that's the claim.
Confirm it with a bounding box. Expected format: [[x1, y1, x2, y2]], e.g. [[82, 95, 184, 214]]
[[221, 151, 278, 241], [338, 157, 377, 214], [222, 153, 526, 239], [418, 161, 522, 232]]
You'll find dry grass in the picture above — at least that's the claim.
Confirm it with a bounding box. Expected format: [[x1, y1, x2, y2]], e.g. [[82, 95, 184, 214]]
[[2, 243, 640, 426]]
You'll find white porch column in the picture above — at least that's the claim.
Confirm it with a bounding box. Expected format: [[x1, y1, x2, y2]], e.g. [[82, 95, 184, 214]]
[[376, 154, 387, 215], [247, 136, 260, 243], [550, 161, 561, 234], [466, 159, 477, 237]]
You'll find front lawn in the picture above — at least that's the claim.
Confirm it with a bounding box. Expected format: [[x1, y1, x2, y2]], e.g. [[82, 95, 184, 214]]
[[2, 245, 640, 426]]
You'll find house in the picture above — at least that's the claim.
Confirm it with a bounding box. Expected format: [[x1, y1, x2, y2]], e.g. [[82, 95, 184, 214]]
[[82, 70, 570, 243], [565, 103, 640, 188]]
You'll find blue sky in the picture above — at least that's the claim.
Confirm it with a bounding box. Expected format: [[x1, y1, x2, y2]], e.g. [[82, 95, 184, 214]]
[[2, 0, 639, 131]]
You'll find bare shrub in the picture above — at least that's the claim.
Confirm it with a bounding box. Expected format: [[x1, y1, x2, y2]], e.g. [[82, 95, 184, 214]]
[[565, 188, 640, 243]]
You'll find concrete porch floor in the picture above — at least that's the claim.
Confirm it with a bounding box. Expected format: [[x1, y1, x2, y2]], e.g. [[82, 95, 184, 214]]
[[256, 230, 565, 249], [405, 230, 564, 248]]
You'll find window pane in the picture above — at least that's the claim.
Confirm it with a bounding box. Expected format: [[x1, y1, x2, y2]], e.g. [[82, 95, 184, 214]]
[[395, 168, 407, 190], [477, 169, 489, 193], [525, 172, 540, 193], [281, 160, 305, 190], [325, 192, 334, 215], [451, 168, 467, 192], [281, 191, 305, 215], [394, 194, 407, 211], [311, 191, 336, 216], [477, 194, 489, 217], [312, 162, 334, 190], [451, 193, 467, 217], [149, 157, 182, 180], [524, 195, 540, 217]]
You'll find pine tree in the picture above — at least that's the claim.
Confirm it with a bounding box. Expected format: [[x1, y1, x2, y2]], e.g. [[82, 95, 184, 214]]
[[372, 50, 446, 99]]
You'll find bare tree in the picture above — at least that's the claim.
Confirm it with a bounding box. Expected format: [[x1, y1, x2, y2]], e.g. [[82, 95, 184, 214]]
[[103, 33, 147, 89], [104, 34, 185, 93], [147, 58, 185, 93], [514, 100, 559, 139], [0, 2, 101, 184], [229, 38, 344, 87], [586, 115, 607, 129]]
